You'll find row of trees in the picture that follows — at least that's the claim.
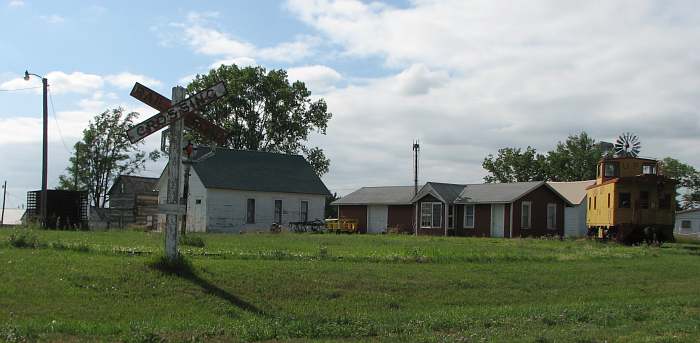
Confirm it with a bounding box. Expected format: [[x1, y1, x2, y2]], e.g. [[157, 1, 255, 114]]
[[482, 132, 700, 209], [58, 65, 333, 208]]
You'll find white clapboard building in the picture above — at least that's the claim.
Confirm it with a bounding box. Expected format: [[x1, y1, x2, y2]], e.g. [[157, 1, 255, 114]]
[[675, 208, 700, 237], [158, 147, 330, 233], [547, 180, 595, 238]]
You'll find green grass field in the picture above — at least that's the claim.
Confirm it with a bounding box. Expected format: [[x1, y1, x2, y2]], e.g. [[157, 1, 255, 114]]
[[1, 229, 699, 342]]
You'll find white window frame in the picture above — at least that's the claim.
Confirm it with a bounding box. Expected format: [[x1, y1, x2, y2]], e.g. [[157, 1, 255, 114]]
[[274, 199, 283, 224], [300, 200, 309, 222], [681, 220, 692, 230], [420, 202, 442, 228], [463, 204, 475, 229], [521, 201, 532, 229], [546, 203, 557, 230]]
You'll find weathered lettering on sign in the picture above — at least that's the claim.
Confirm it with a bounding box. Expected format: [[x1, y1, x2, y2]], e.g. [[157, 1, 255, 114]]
[[126, 82, 227, 143], [130, 82, 228, 145]]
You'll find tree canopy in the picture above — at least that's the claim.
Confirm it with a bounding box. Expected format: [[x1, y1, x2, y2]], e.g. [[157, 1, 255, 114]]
[[660, 157, 700, 209], [57, 108, 158, 207], [186, 64, 332, 176], [483, 132, 603, 183]]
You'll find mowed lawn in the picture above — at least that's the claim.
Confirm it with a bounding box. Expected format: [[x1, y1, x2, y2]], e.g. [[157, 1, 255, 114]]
[[1, 229, 699, 342]]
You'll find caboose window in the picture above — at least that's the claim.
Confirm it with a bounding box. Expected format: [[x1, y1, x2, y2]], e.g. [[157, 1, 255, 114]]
[[640, 191, 649, 209], [642, 164, 656, 175], [619, 193, 631, 208], [659, 194, 671, 209], [604, 163, 617, 177]]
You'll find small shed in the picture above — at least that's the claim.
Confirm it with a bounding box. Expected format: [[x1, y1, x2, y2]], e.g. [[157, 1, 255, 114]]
[[675, 208, 700, 237], [331, 186, 416, 233], [547, 180, 595, 238], [103, 175, 159, 229]]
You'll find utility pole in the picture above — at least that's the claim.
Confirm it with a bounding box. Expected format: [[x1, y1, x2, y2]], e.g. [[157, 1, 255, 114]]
[[24, 71, 49, 228], [164, 86, 185, 260], [1, 181, 6, 226]]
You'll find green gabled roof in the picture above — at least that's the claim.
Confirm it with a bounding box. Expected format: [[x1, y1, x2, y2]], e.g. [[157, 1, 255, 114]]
[[190, 147, 331, 196]]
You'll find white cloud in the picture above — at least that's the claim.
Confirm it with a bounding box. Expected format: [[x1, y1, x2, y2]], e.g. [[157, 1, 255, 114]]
[[174, 12, 320, 66], [105, 72, 162, 89], [285, 0, 700, 192], [393, 64, 449, 96], [287, 65, 342, 93], [209, 57, 257, 69], [40, 14, 66, 24], [8, 0, 24, 7]]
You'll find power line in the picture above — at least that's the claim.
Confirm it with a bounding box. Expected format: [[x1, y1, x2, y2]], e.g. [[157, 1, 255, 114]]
[[47, 86, 71, 153], [0, 86, 42, 92]]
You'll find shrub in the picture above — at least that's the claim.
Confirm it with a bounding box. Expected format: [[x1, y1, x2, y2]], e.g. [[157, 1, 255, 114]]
[[179, 235, 205, 247], [8, 231, 41, 249]]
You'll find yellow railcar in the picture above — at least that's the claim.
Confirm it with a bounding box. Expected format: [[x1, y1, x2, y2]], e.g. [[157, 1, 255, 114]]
[[586, 156, 676, 243]]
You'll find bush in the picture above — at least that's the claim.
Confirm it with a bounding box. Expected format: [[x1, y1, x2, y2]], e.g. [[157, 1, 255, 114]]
[[179, 235, 205, 247], [8, 231, 41, 249]]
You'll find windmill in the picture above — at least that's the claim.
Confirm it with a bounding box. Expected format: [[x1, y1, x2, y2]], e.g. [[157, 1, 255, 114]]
[[614, 132, 641, 157]]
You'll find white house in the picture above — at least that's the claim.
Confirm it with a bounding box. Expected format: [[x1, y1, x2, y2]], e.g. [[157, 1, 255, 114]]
[[158, 147, 330, 233], [675, 208, 700, 237], [547, 180, 595, 238]]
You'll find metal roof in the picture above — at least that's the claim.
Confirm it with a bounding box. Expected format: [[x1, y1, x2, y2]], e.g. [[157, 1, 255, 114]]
[[455, 181, 544, 204], [188, 147, 331, 196], [331, 186, 415, 205], [547, 180, 595, 205]]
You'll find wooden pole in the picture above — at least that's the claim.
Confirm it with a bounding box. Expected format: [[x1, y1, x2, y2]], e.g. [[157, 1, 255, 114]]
[[164, 86, 185, 260]]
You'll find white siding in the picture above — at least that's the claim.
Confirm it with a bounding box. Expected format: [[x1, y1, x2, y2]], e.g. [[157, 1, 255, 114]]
[[205, 189, 325, 233], [675, 211, 700, 236], [564, 202, 588, 238], [185, 170, 207, 232], [367, 205, 388, 233]]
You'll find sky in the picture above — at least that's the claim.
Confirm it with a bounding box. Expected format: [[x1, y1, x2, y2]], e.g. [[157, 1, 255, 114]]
[[1, 0, 699, 208]]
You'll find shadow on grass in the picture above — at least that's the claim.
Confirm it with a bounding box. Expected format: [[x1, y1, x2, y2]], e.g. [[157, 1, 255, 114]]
[[149, 254, 267, 317]]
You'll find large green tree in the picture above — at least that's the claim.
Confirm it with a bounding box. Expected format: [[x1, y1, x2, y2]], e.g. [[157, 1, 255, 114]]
[[659, 157, 700, 209], [186, 64, 332, 176], [57, 108, 158, 207], [546, 132, 602, 181], [482, 147, 549, 183]]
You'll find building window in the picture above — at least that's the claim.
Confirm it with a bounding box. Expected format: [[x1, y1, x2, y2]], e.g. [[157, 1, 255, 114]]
[[643, 164, 657, 175], [464, 204, 475, 228], [521, 201, 531, 229], [274, 200, 282, 224], [195, 199, 202, 204], [547, 203, 557, 230], [640, 191, 649, 209], [300, 201, 309, 222], [619, 193, 631, 208], [448, 205, 454, 228], [681, 220, 692, 230], [604, 163, 617, 177], [420, 202, 442, 228], [246, 199, 255, 224]]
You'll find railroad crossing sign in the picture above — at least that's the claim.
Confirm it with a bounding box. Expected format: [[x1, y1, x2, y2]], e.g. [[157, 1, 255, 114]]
[[126, 82, 228, 144], [126, 81, 228, 261]]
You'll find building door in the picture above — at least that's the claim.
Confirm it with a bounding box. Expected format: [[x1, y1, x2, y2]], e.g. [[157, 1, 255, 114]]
[[491, 204, 505, 237], [367, 205, 388, 233]]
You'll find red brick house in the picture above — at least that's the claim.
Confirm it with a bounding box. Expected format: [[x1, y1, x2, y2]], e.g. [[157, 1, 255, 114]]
[[334, 181, 574, 237]]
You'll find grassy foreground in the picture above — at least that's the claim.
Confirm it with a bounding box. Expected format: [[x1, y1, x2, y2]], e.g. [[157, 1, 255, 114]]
[[1, 229, 699, 342]]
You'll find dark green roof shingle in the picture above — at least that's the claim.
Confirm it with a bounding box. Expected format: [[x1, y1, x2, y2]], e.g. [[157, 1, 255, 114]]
[[191, 148, 331, 196]]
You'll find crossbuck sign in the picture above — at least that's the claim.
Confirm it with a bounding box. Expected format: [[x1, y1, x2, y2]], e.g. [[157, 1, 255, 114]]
[[126, 82, 227, 143]]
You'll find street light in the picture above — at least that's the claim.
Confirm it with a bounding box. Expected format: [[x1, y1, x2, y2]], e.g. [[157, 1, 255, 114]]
[[24, 70, 49, 228]]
